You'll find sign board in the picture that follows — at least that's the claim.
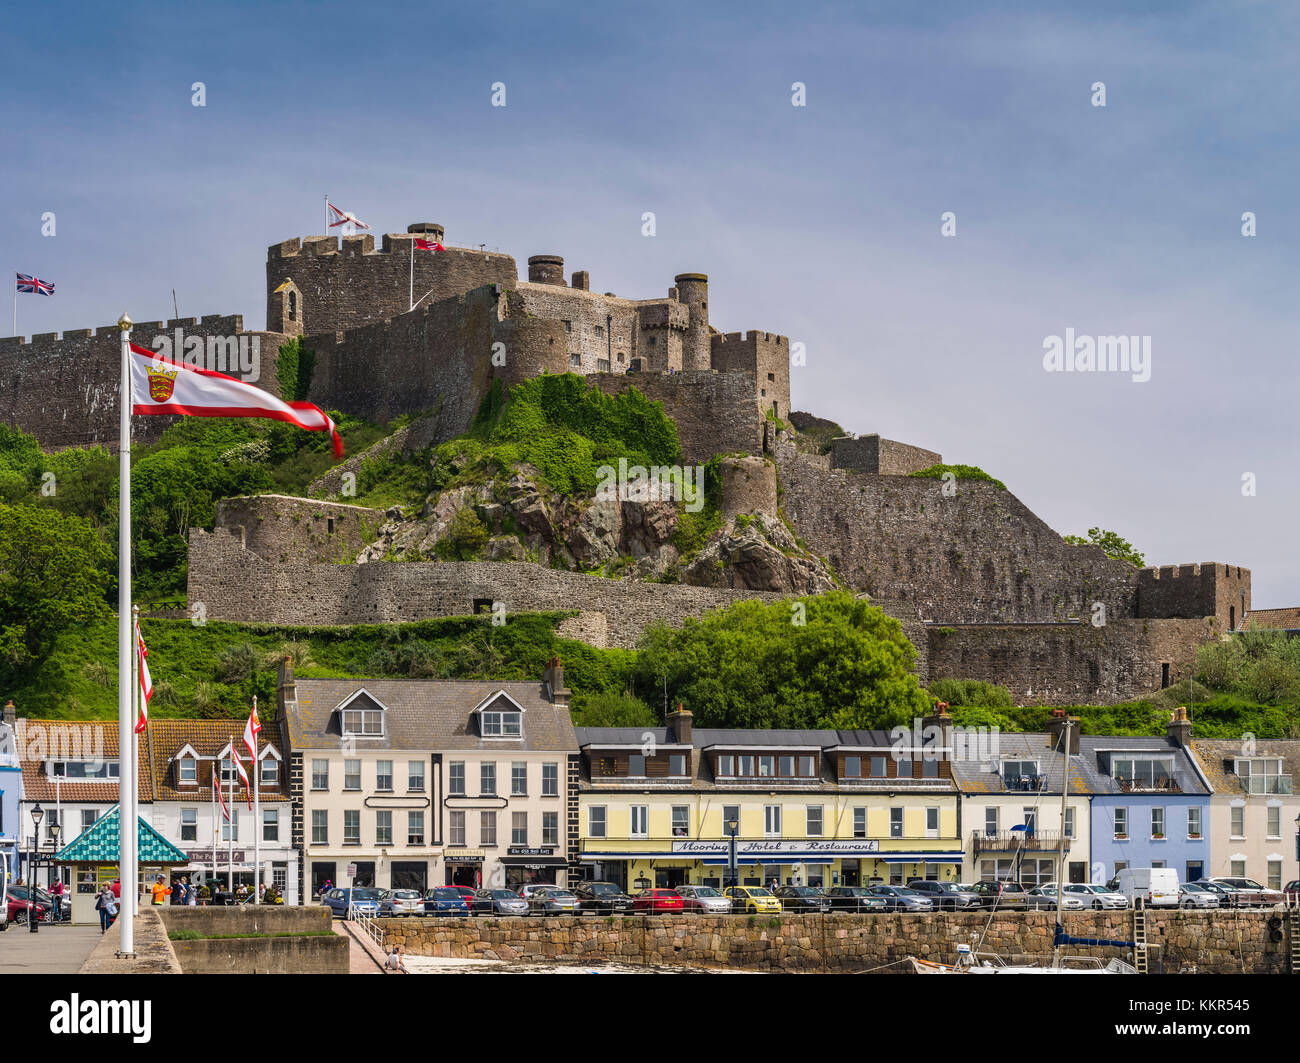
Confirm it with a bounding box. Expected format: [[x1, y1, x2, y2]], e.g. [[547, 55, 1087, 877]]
[[507, 846, 554, 856], [187, 850, 246, 863], [346, 863, 357, 879], [670, 839, 881, 857]]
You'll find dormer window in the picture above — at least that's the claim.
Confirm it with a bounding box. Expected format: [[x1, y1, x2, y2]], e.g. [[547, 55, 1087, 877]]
[[336, 689, 387, 738], [178, 757, 196, 785], [482, 711, 522, 738], [1001, 760, 1039, 789], [1112, 757, 1177, 791]]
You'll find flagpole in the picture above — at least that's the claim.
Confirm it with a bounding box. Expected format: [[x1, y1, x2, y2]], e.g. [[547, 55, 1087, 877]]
[[130, 604, 140, 918], [116, 312, 136, 956], [228, 736, 234, 895], [211, 763, 217, 893], [252, 696, 260, 904], [409, 239, 414, 312], [324, 195, 329, 236]]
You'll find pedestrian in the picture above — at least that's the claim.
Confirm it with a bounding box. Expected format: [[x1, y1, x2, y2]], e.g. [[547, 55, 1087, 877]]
[[187, 877, 198, 906], [95, 885, 116, 933], [111, 877, 120, 899], [50, 878, 65, 921], [150, 874, 172, 906]]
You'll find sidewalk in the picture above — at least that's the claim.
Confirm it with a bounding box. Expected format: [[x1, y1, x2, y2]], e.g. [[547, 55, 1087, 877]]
[[0, 924, 103, 974], [333, 920, 386, 974]]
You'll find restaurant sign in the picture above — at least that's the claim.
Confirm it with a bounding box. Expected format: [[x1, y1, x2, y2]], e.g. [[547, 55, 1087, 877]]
[[186, 849, 246, 863], [670, 839, 880, 856], [507, 846, 555, 856]]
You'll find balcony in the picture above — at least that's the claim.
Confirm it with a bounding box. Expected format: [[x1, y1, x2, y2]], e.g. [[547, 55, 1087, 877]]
[[1242, 775, 1292, 795], [1115, 778, 1182, 793], [1001, 775, 1043, 792], [972, 830, 1066, 853]]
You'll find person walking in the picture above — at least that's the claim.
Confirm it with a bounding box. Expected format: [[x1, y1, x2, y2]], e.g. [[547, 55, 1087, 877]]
[[95, 885, 116, 933], [50, 877, 65, 922], [187, 877, 198, 906], [150, 874, 172, 906]]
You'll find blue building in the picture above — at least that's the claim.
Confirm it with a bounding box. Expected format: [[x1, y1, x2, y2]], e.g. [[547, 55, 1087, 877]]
[[1083, 714, 1212, 886], [0, 705, 22, 889]]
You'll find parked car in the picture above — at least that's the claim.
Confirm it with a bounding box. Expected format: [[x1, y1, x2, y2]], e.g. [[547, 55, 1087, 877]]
[[423, 887, 471, 917], [724, 886, 782, 914], [448, 885, 478, 905], [774, 886, 832, 913], [1026, 886, 1086, 911], [906, 880, 981, 909], [1045, 882, 1128, 910], [1190, 879, 1240, 907], [824, 886, 889, 913], [469, 888, 530, 917], [529, 886, 580, 916], [572, 881, 635, 915], [321, 887, 381, 918], [378, 888, 424, 917], [5, 888, 48, 925], [968, 880, 1028, 909], [1108, 868, 1180, 908], [868, 885, 934, 912], [1197, 877, 1284, 908], [633, 888, 686, 914], [674, 885, 732, 914], [1285, 880, 1300, 904], [519, 883, 553, 900], [1178, 882, 1221, 909]]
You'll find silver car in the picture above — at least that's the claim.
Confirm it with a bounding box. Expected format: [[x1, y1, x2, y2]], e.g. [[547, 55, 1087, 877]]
[[1045, 882, 1129, 910], [676, 885, 732, 914], [528, 886, 579, 916], [378, 888, 424, 916], [1178, 882, 1220, 909], [1026, 886, 1086, 911]]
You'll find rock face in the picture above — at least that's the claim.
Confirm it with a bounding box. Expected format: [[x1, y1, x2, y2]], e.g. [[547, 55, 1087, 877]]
[[354, 462, 835, 594]]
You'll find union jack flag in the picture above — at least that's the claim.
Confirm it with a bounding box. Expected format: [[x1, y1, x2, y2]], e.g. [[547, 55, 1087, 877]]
[[16, 273, 54, 296]]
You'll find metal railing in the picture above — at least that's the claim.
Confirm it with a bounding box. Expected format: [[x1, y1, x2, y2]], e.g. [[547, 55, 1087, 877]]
[[349, 905, 385, 952], [1242, 775, 1293, 795], [972, 830, 1066, 852]]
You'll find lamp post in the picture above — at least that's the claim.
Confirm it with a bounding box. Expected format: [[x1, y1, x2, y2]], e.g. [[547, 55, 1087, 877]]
[[28, 803, 43, 933], [726, 816, 739, 891], [1294, 814, 1300, 902]]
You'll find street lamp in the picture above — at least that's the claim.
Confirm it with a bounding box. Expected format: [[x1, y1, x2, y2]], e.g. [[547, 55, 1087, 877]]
[[726, 817, 739, 891], [28, 804, 43, 934]]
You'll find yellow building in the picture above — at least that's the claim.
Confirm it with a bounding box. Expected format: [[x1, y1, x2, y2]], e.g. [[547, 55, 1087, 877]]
[[576, 707, 963, 891]]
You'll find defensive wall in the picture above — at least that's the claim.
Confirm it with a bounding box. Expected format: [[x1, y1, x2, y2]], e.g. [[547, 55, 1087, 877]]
[[831, 433, 942, 476], [376, 910, 1293, 974]]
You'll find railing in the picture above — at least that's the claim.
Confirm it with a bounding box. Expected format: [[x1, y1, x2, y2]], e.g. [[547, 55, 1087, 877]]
[[1116, 778, 1182, 793], [349, 905, 385, 952], [972, 830, 1066, 852], [1242, 775, 1293, 795], [1002, 775, 1043, 792]]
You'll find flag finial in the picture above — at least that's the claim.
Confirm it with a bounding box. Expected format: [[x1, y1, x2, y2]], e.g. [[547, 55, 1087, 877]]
[[118, 312, 132, 330]]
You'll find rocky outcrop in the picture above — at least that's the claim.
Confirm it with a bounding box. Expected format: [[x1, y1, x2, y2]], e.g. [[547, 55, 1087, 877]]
[[684, 515, 837, 593]]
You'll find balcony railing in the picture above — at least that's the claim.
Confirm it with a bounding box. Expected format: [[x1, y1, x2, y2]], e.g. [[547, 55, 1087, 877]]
[[1116, 778, 1182, 793], [1001, 775, 1043, 792], [972, 830, 1066, 853], [1242, 775, 1293, 795]]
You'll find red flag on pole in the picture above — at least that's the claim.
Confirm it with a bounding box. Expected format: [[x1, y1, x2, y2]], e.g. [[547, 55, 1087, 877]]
[[214, 763, 230, 822], [231, 745, 252, 810], [133, 615, 152, 734]]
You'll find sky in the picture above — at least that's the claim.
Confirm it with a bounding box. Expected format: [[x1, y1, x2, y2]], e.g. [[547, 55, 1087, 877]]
[[2, 0, 1297, 605]]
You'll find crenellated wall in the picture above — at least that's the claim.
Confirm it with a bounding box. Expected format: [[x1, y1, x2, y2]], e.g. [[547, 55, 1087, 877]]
[[1136, 563, 1252, 630], [711, 330, 790, 420]]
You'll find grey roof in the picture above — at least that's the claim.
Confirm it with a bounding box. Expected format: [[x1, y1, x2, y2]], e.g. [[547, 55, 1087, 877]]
[[951, 733, 1106, 796], [1078, 735, 1210, 796], [1190, 738, 1300, 795], [576, 727, 898, 750], [286, 678, 578, 753]]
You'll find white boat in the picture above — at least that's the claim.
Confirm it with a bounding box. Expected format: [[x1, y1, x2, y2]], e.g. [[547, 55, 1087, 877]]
[[906, 716, 1137, 975]]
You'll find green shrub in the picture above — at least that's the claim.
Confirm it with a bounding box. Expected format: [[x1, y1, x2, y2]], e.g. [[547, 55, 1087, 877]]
[[909, 464, 1006, 490]]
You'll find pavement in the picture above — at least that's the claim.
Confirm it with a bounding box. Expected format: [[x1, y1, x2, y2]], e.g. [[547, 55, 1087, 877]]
[[0, 923, 104, 974], [333, 920, 385, 974]]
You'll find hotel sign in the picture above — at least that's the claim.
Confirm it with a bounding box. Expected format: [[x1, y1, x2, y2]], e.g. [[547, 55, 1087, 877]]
[[670, 840, 880, 856]]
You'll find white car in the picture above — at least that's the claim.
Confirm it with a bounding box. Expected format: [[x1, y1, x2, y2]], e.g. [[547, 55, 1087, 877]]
[[1041, 881, 1129, 909], [1178, 882, 1221, 909], [1026, 886, 1086, 911]]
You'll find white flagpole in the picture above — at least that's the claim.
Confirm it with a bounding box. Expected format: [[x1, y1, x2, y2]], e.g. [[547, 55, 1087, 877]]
[[116, 312, 135, 955], [252, 696, 260, 904], [211, 763, 217, 892], [227, 738, 234, 894], [409, 239, 414, 312], [12, 279, 16, 338], [130, 604, 140, 917], [324, 195, 329, 236]]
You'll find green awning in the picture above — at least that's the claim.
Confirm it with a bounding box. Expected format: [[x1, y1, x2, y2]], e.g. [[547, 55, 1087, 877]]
[[54, 804, 188, 864]]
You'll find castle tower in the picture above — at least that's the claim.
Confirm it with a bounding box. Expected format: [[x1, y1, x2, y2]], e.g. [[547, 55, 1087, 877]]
[[674, 273, 711, 370], [267, 279, 304, 338], [408, 221, 445, 244], [527, 255, 566, 286]]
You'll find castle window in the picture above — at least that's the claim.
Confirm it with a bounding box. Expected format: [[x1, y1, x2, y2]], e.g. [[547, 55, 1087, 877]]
[[327, 518, 335, 534], [288, 291, 297, 321], [597, 359, 610, 373], [569, 354, 581, 367], [617, 352, 624, 363], [767, 372, 774, 381], [648, 336, 657, 347], [594, 325, 604, 338], [1161, 663, 1170, 688], [701, 302, 706, 310], [563, 320, 571, 333], [761, 388, 766, 397]]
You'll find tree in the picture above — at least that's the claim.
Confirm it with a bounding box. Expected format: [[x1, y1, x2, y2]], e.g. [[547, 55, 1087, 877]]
[[570, 690, 657, 727], [633, 592, 932, 730], [1063, 526, 1145, 567], [0, 504, 112, 675]]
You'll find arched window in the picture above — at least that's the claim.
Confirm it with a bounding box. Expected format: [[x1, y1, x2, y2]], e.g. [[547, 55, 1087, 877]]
[[288, 290, 298, 322]]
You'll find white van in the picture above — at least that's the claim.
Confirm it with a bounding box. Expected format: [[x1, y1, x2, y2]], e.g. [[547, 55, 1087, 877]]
[[1106, 867, 1180, 908]]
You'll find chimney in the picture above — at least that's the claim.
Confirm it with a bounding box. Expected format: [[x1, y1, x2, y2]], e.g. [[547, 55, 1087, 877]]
[[1046, 709, 1080, 754], [1166, 706, 1192, 748], [922, 700, 954, 752], [544, 657, 571, 709], [2, 700, 14, 727], [277, 656, 297, 717], [571, 270, 590, 291], [668, 701, 693, 745]]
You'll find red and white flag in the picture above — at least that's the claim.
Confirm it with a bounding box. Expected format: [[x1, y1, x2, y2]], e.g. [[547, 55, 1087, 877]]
[[414, 238, 444, 252], [327, 202, 370, 231], [243, 702, 262, 763], [129, 342, 343, 458], [214, 763, 230, 822], [231, 745, 252, 810], [134, 615, 152, 734]]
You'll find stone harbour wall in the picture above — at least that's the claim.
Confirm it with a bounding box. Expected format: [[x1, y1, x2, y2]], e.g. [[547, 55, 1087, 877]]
[[375, 910, 1292, 974]]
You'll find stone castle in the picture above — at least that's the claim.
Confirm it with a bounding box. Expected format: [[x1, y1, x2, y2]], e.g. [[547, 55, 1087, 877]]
[[0, 220, 1255, 705]]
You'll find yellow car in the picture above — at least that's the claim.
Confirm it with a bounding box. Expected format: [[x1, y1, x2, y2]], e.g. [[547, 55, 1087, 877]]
[[724, 886, 783, 914]]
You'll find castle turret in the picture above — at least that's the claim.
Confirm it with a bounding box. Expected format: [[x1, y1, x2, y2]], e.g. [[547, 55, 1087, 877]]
[[674, 273, 711, 370], [408, 221, 445, 243], [528, 255, 566, 286]]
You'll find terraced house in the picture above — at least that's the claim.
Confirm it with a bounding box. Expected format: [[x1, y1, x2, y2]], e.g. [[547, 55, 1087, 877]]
[[576, 704, 962, 891], [951, 714, 1093, 886], [279, 657, 578, 897], [1192, 737, 1300, 890]]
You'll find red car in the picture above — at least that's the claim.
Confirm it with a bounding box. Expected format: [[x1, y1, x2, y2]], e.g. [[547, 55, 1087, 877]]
[[5, 888, 48, 925], [633, 888, 685, 914]]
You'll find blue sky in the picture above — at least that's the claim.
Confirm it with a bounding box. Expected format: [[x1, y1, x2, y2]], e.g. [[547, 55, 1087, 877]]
[[3, 1, 1297, 604]]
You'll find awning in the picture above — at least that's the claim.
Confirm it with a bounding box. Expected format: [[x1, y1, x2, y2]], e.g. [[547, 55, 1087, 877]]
[[876, 853, 965, 864], [500, 856, 568, 867]]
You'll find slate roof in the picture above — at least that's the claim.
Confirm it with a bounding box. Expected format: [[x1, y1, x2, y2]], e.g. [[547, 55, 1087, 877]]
[[286, 678, 578, 752], [1190, 738, 1300, 795], [144, 719, 289, 803], [17, 720, 151, 803], [54, 804, 187, 863], [1078, 735, 1211, 796], [950, 733, 1103, 795], [1242, 608, 1300, 631]]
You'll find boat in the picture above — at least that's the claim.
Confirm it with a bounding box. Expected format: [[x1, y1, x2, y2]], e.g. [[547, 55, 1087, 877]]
[[906, 715, 1138, 974]]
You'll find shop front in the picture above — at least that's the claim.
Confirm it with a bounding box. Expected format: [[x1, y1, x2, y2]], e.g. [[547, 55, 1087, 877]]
[[501, 847, 567, 891], [445, 850, 485, 888]]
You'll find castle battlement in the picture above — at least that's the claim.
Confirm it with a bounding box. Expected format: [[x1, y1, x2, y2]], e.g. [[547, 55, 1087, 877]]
[[1140, 562, 1250, 581], [0, 314, 246, 350], [268, 232, 512, 265]]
